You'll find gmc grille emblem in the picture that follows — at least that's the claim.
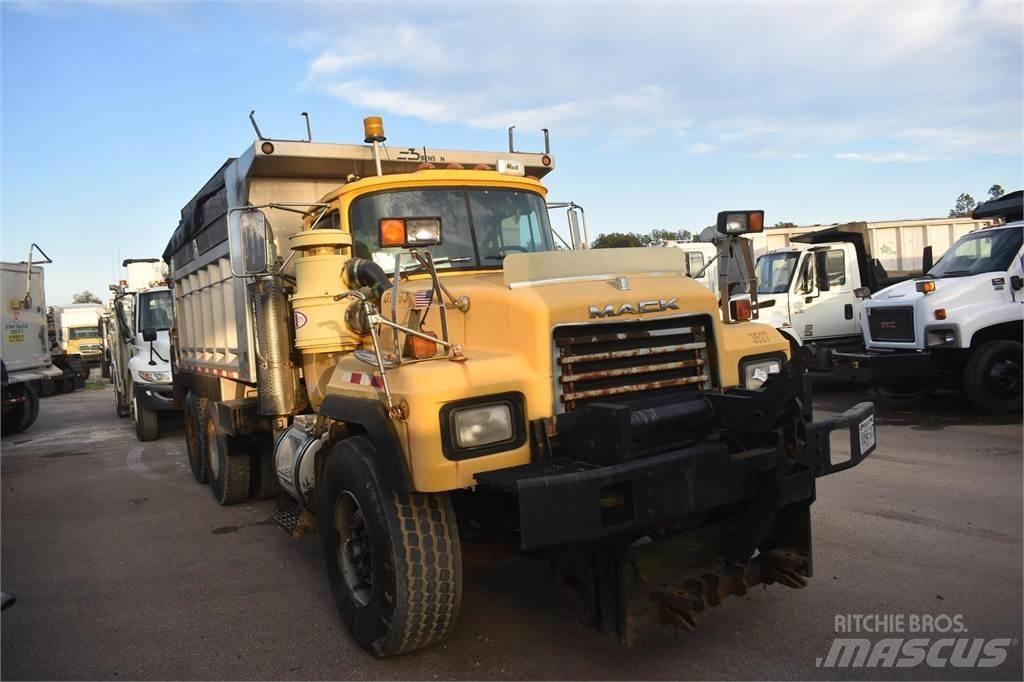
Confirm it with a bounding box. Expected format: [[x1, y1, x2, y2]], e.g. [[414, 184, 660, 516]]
[[879, 321, 897, 329], [588, 298, 679, 318]]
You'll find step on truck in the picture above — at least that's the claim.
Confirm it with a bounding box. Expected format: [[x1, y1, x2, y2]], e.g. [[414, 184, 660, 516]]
[[108, 259, 178, 440], [1, 245, 67, 434], [835, 191, 1023, 414], [164, 115, 877, 655]]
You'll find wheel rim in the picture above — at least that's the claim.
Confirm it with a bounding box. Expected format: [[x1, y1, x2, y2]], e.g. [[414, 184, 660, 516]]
[[988, 355, 1022, 400], [333, 491, 373, 607], [206, 420, 221, 479]]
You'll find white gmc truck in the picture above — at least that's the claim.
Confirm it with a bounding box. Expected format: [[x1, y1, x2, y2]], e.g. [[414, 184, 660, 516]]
[[835, 191, 1023, 414]]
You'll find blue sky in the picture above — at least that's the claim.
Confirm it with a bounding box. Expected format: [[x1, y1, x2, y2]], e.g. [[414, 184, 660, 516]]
[[2, 0, 1021, 305]]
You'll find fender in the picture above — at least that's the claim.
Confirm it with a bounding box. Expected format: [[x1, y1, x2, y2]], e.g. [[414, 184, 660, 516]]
[[318, 395, 413, 492]]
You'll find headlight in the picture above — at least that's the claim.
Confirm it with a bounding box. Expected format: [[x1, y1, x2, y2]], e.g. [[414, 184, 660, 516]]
[[138, 370, 171, 383], [441, 393, 526, 460], [453, 404, 513, 448], [741, 357, 782, 389]]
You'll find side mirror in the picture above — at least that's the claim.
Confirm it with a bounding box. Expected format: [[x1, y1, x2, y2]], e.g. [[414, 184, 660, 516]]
[[142, 328, 157, 342], [814, 250, 831, 292], [567, 209, 583, 250], [232, 209, 272, 275]]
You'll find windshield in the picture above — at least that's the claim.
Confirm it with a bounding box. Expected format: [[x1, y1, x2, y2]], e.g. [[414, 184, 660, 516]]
[[349, 188, 554, 272], [929, 227, 1023, 278], [69, 326, 100, 340], [756, 252, 800, 294], [138, 290, 173, 332]]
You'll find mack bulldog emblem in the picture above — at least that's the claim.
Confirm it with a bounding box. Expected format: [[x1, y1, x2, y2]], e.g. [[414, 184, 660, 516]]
[[588, 298, 679, 318]]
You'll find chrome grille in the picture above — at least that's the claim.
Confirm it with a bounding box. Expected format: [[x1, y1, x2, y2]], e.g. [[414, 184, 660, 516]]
[[553, 316, 713, 413]]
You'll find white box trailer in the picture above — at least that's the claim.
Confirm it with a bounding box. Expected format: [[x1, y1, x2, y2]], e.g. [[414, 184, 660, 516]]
[[1, 257, 64, 434]]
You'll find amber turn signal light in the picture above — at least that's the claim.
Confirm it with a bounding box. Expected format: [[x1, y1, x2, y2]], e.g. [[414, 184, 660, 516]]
[[403, 331, 438, 359], [915, 280, 936, 294], [380, 219, 406, 247], [934, 308, 947, 320], [729, 297, 753, 321]]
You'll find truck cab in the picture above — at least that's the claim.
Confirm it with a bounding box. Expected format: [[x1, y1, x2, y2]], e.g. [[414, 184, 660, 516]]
[[110, 268, 176, 440], [839, 197, 1023, 414]]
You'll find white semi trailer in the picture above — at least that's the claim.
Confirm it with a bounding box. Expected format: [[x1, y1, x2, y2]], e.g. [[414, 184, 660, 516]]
[[1, 246, 65, 434]]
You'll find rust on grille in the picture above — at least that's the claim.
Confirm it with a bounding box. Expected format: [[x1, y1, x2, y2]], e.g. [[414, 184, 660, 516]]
[[554, 316, 713, 413]]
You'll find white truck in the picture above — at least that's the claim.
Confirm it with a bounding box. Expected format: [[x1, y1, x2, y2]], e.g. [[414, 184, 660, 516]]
[[835, 191, 1023, 414], [51, 303, 105, 368], [1, 246, 65, 434], [752, 222, 919, 368], [108, 259, 177, 440]]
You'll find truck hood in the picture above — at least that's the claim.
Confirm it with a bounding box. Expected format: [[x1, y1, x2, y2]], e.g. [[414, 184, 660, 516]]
[[870, 273, 1003, 308], [384, 248, 718, 375], [128, 331, 172, 378]]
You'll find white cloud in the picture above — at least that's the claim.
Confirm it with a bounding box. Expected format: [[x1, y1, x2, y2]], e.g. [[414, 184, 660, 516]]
[[835, 152, 954, 163], [688, 142, 718, 154], [297, 2, 1022, 160]]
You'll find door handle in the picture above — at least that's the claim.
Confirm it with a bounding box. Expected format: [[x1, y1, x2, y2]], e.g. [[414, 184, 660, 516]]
[[844, 303, 853, 320]]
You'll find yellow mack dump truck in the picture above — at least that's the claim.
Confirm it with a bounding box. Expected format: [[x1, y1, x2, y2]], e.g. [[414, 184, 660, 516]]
[[164, 116, 876, 656]]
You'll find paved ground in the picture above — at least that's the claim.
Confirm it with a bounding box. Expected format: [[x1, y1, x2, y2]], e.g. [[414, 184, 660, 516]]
[[2, 379, 1021, 680]]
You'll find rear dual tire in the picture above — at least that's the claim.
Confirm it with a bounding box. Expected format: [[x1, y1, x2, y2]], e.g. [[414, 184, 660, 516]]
[[203, 399, 251, 505], [1, 384, 39, 436]]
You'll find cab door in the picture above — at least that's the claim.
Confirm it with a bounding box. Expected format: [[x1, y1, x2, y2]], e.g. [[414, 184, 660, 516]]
[[790, 245, 859, 340]]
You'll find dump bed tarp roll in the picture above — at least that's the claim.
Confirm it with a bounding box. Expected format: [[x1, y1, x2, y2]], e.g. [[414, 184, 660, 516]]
[[162, 158, 234, 270]]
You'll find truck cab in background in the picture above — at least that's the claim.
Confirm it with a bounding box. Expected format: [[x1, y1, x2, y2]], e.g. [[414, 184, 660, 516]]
[[755, 222, 913, 368], [51, 303, 105, 369], [109, 259, 177, 440], [835, 191, 1023, 414]]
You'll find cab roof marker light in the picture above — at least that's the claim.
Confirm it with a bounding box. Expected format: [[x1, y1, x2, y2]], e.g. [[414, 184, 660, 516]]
[[916, 280, 936, 294]]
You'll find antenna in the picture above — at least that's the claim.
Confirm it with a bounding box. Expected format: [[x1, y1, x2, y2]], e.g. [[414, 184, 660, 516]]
[[249, 110, 266, 140], [301, 112, 312, 142]]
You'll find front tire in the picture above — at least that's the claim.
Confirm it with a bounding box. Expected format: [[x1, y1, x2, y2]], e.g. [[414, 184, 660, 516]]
[[963, 340, 1023, 415], [318, 436, 462, 657], [203, 400, 251, 505], [132, 387, 159, 442]]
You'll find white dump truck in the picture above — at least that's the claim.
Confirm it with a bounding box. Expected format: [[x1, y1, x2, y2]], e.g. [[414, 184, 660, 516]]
[[108, 258, 177, 440], [835, 191, 1023, 413], [1, 246, 65, 434]]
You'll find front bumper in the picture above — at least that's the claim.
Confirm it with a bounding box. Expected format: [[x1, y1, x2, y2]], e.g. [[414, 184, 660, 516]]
[[134, 382, 177, 412], [832, 348, 937, 383], [477, 375, 875, 550]]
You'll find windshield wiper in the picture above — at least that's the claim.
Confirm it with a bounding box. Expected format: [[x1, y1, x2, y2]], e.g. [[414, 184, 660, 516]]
[[399, 256, 471, 275]]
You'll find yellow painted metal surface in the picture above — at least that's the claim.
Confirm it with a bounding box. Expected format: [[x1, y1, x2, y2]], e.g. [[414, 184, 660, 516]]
[[296, 168, 790, 492]]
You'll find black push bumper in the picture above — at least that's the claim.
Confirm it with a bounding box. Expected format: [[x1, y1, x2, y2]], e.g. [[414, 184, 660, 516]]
[[477, 399, 875, 550], [134, 382, 177, 412], [832, 348, 937, 383]]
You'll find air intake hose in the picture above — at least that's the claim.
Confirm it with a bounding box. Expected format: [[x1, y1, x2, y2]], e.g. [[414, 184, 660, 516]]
[[344, 258, 391, 300]]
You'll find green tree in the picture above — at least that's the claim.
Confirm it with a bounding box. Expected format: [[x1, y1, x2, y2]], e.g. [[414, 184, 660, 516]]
[[988, 184, 1005, 200], [71, 290, 101, 304], [592, 232, 645, 248], [949, 193, 977, 218], [772, 221, 797, 229]]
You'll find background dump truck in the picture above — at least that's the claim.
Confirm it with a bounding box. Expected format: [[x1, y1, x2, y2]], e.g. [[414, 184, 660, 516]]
[[1, 246, 65, 434], [165, 115, 876, 656], [108, 258, 177, 440]]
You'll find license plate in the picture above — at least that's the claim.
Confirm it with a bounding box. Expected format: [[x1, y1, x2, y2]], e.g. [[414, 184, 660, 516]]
[[858, 415, 876, 454]]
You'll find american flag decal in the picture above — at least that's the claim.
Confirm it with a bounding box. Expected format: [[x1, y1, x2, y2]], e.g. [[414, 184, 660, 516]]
[[413, 289, 434, 309]]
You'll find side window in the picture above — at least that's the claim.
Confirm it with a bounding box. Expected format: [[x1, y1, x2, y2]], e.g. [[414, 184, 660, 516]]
[[314, 210, 341, 229], [826, 249, 846, 286], [686, 252, 705, 276]]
